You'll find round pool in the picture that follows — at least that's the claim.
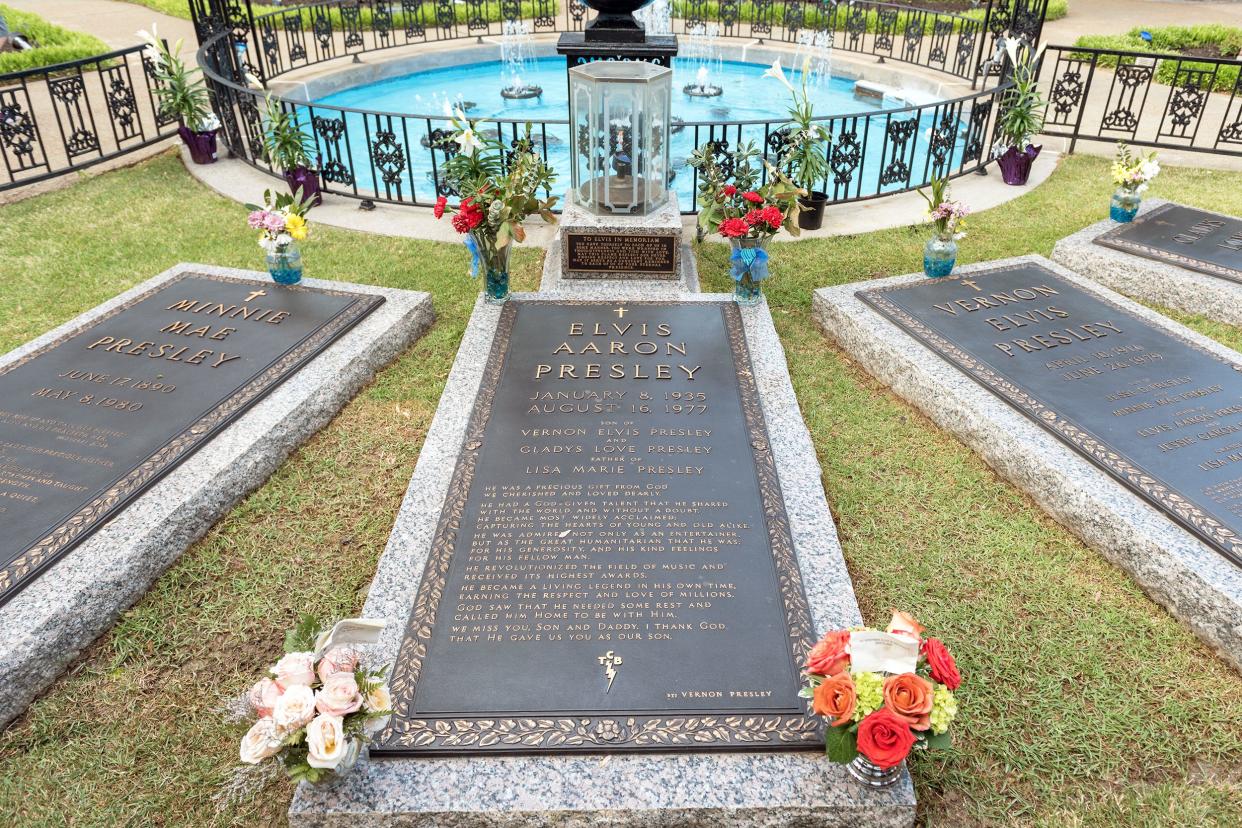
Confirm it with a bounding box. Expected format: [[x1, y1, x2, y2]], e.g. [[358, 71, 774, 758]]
[[309, 55, 968, 208]]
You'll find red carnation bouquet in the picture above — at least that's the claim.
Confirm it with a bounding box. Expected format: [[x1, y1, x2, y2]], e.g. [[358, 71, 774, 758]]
[[802, 610, 961, 782], [687, 139, 803, 242]]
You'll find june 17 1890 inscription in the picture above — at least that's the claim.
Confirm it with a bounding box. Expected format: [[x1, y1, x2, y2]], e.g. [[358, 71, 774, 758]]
[[858, 262, 1242, 568], [377, 301, 818, 755], [0, 273, 383, 606], [1095, 203, 1242, 283]]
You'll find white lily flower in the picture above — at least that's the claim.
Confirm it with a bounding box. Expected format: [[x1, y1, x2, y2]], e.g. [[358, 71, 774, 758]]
[[762, 58, 794, 93], [454, 127, 481, 157]]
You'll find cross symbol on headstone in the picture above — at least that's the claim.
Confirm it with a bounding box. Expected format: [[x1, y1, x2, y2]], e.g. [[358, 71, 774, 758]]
[[614, 306, 628, 318], [959, 279, 979, 291], [244, 289, 267, 303]]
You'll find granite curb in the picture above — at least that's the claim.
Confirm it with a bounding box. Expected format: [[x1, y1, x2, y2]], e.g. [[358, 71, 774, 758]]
[[1052, 199, 1242, 328], [0, 264, 434, 728], [812, 254, 1242, 672], [289, 291, 915, 826]]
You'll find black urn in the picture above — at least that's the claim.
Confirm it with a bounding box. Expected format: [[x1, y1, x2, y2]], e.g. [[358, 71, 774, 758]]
[[584, 0, 657, 43]]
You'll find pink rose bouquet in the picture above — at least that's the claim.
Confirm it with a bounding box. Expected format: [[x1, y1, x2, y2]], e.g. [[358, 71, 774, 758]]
[[238, 616, 391, 784]]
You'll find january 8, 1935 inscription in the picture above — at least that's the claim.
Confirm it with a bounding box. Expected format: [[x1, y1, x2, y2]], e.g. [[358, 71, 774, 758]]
[[376, 301, 818, 755], [858, 262, 1242, 569], [0, 273, 382, 606], [1095, 203, 1242, 283]]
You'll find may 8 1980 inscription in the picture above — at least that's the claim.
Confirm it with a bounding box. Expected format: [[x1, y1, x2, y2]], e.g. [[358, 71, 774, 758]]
[[858, 262, 1242, 569], [0, 273, 382, 606], [1094, 203, 1242, 283], [377, 301, 818, 755]]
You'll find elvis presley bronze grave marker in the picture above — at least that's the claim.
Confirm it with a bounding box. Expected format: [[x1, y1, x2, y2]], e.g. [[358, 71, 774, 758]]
[[376, 301, 818, 755], [0, 273, 383, 606], [1095, 203, 1242, 283], [858, 261, 1242, 569]]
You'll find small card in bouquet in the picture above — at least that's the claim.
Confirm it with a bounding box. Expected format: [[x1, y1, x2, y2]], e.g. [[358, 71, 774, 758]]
[[314, 618, 385, 655], [849, 630, 918, 675]]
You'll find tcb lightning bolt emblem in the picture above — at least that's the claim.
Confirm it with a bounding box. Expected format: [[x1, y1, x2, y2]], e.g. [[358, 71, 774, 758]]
[[598, 650, 622, 693]]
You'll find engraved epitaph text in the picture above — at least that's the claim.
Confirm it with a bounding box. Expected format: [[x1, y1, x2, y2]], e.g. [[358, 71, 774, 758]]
[[1095, 203, 1242, 283], [378, 302, 817, 755], [0, 273, 383, 605], [565, 233, 678, 278], [859, 262, 1242, 567]]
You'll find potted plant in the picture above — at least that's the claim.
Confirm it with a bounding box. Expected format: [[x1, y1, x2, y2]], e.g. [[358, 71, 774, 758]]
[[1110, 142, 1160, 223], [993, 39, 1046, 186], [764, 58, 833, 230], [246, 188, 314, 284], [137, 24, 219, 165], [262, 95, 322, 206], [688, 139, 803, 305], [434, 110, 558, 304], [803, 610, 962, 787], [918, 175, 969, 278]]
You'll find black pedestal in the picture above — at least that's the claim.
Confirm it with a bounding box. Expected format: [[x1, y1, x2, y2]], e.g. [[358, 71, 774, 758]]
[[556, 32, 679, 69]]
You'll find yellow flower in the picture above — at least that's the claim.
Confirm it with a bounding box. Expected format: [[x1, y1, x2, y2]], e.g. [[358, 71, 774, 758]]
[[286, 213, 308, 241]]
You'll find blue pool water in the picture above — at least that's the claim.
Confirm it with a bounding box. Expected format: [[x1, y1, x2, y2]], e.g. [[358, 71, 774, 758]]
[[310, 56, 967, 207]]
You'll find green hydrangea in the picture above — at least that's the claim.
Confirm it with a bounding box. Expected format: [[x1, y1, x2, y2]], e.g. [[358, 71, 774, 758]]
[[929, 684, 958, 735], [851, 671, 884, 721]]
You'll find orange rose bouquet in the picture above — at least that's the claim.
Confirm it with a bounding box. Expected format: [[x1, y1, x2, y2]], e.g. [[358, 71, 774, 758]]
[[802, 610, 961, 785]]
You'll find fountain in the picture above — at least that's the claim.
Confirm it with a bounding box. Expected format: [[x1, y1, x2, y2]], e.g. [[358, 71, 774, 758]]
[[634, 0, 672, 36], [794, 29, 834, 88], [499, 20, 542, 100], [681, 23, 722, 98]]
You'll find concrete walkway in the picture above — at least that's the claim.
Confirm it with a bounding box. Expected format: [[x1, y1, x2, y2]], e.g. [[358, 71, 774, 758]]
[[1044, 0, 1242, 42], [4, 0, 196, 55]]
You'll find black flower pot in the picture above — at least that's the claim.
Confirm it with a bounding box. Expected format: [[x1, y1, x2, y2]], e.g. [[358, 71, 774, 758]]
[[797, 191, 828, 231]]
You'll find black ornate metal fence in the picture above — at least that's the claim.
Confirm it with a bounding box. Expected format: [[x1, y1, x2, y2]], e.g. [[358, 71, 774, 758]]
[[0, 44, 182, 192], [1039, 44, 1242, 157], [195, 0, 1040, 212]]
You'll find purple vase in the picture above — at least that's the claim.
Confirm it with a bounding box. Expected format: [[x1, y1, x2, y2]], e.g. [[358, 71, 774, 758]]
[[283, 165, 323, 207], [997, 144, 1041, 186], [178, 126, 218, 165]]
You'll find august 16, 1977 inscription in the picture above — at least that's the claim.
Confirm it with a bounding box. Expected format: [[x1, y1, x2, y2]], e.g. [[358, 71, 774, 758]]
[[0, 273, 383, 607], [376, 301, 818, 755], [858, 262, 1242, 569], [1095, 203, 1242, 283]]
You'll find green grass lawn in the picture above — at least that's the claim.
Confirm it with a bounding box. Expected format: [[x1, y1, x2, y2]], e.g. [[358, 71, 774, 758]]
[[0, 4, 111, 74], [0, 151, 1239, 826]]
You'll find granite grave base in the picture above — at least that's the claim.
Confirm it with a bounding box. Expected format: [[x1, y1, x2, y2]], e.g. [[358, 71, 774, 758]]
[[0, 264, 433, 728], [813, 255, 1242, 672], [288, 288, 915, 826], [1052, 199, 1242, 328]]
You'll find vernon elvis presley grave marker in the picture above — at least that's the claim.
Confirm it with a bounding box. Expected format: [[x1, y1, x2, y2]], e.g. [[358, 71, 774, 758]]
[[0, 273, 382, 606], [858, 261, 1242, 568], [376, 301, 819, 755], [1095, 203, 1242, 283]]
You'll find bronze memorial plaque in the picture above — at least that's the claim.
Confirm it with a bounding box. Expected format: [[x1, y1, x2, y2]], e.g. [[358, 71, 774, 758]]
[[1095, 203, 1242, 283], [565, 232, 678, 279], [0, 273, 383, 606], [858, 261, 1242, 568], [377, 301, 817, 755]]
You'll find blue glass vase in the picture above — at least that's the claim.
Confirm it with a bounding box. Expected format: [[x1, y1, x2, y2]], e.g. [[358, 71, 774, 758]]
[[472, 232, 512, 304], [730, 237, 768, 307], [923, 237, 957, 279], [1110, 187, 1141, 223], [266, 242, 303, 285]]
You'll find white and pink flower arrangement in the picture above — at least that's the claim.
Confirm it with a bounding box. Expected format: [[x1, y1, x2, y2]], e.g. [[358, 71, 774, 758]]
[[245, 187, 312, 254], [919, 175, 970, 242], [238, 617, 391, 784]]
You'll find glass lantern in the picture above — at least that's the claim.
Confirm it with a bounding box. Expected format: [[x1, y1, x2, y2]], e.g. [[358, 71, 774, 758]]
[[569, 61, 672, 216]]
